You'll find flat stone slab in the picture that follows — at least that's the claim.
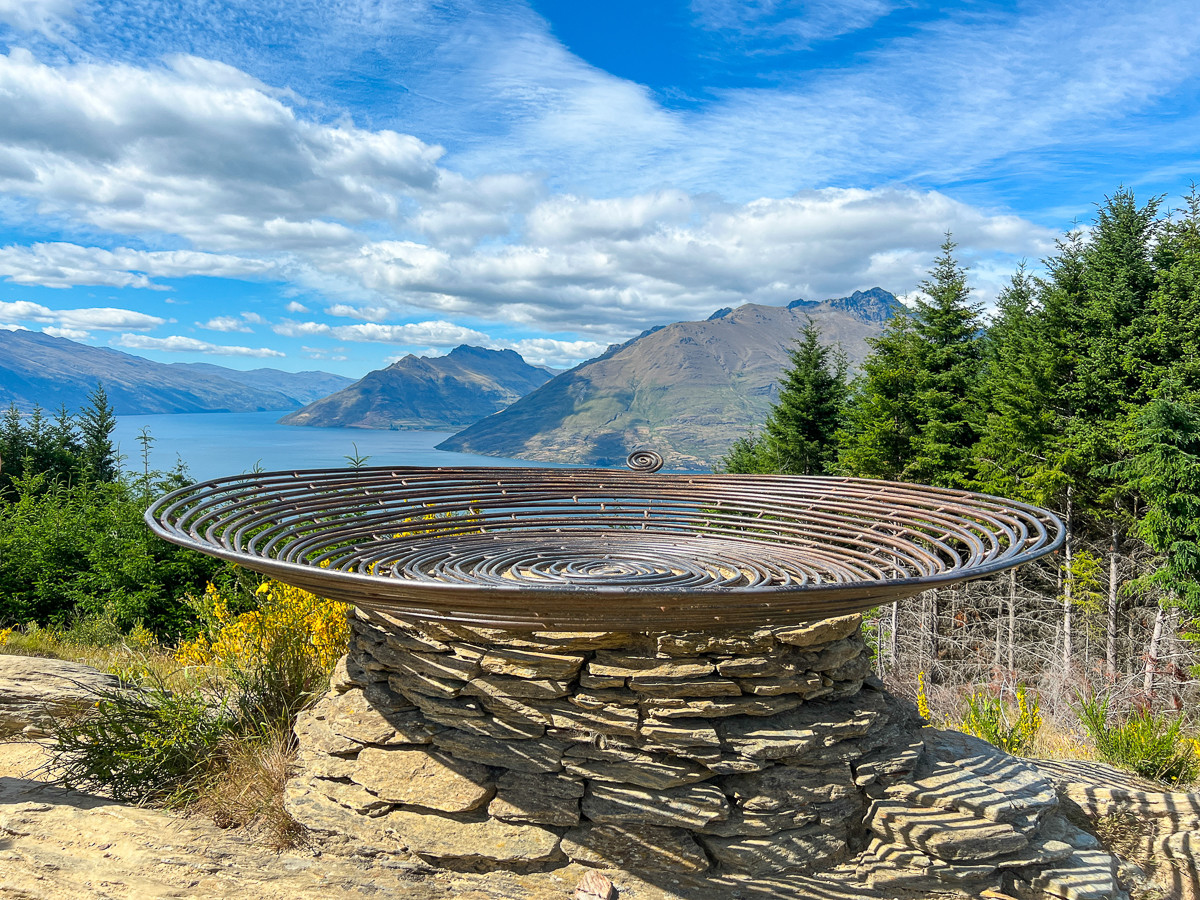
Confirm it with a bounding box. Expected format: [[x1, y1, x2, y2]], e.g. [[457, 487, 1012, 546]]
[[562, 823, 710, 873], [699, 823, 849, 875], [489, 771, 584, 827], [387, 808, 563, 866], [351, 746, 494, 812], [1020, 849, 1120, 900], [0, 654, 118, 737], [583, 782, 728, 829], [867, 798, 1029, 862]]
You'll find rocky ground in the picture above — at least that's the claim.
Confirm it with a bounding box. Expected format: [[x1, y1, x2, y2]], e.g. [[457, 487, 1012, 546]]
[[1, 652, 1197, 900]]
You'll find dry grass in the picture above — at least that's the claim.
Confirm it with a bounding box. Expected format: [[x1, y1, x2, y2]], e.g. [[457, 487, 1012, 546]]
[[190, 725, 305, 850], [1, 618, 312, 848], [0, 622, 184, 686]]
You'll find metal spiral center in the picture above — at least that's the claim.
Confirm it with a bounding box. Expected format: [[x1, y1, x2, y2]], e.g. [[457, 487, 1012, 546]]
[[626, 449, 664, 473]]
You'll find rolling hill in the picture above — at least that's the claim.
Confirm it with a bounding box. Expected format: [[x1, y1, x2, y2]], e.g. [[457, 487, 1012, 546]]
[[0, 329, 351, 414]]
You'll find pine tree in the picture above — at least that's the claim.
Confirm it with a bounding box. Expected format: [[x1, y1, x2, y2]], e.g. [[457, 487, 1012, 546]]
[[972, 264, 1050, 500], [840, 235, 982, 487], [762, 319, 848, 476], [718, 431, 773, 474], [78, 384, 118, 483], [1115, 391, 1200, 613], [838, 313, 923, 480]]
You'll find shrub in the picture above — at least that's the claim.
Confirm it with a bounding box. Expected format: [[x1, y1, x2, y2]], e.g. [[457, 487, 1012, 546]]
[[49, 676, 234, 803], [957, 683, 1043, 756], [175, 579, 349, 728], [47, 576, 349, 831], [1075, 692, 1199, 786]]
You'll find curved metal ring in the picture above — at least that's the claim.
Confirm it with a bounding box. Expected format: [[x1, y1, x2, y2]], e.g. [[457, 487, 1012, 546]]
[[145, 467, 1063, 631]]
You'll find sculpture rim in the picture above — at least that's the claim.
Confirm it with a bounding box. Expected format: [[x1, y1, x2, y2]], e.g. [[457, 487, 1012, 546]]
[[145, 465, 1064, 631]]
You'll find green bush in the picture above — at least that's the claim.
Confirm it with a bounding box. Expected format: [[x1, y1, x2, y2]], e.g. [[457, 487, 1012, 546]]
[[49, 676, 234, 803], [1076, 692, 1199, 786], [0, 469, 224, 636], [958, 684, 1042, 756]]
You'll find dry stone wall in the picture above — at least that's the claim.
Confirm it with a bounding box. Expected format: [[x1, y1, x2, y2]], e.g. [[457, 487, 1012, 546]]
[[287, 609, 1130, 899]]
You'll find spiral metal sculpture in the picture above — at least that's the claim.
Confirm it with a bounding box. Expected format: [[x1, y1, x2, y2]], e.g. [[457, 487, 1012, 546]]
[[146, 456, 1062, 631]]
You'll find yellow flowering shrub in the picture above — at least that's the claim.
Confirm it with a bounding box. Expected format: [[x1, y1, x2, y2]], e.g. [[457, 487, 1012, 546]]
[[176, 580, 349, 675], [958, 683, 1042, 756], [916, 669, 932, 721], [0, 626, 13, 646]]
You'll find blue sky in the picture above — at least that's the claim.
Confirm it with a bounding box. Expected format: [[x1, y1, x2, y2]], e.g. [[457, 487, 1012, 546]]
[[0, 0, 1197, 375]]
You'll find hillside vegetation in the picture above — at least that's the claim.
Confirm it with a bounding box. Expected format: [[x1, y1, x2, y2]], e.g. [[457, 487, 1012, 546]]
[[727, 189, 1200, 745]]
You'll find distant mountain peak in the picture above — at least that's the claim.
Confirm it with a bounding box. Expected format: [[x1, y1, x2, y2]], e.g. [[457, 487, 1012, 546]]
[[787, 287, 900, 324], [707, 307, 734, 321], [438, 296, 894, 470], [280, 344, 551, 430]]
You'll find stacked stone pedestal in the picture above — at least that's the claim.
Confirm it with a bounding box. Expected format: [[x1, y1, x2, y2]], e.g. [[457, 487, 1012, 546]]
[[287, 609, 1128, 898]]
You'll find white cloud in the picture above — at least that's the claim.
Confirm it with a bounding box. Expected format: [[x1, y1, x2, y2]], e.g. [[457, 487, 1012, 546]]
[[41, 325, 90, 341], [0, 50, 452, 252], [113, 333, 285, 358], [198, 311, 268, 332], [503, 338, 608, 369], [275, 318, 490, 347], [1, 322, 27, 331], [690, 0, 902, 49], [325, 303, 392, 320], [285, 301, 309, 313], [0, 242, 278, 289], [0, 299, 165, 331], [317, 187, 1051, 337], [198, 315, 252, 333], [0, 0, 77, 36]]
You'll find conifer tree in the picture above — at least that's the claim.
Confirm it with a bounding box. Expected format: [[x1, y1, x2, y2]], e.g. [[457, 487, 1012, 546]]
[[78, 384, 118, 483], [840, 235, 982, 487], [719, 319, 848, 475], [762, 319, 848, 476]]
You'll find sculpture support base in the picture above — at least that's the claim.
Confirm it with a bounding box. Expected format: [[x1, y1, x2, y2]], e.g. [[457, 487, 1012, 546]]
[[286, 611, 1126, 898]]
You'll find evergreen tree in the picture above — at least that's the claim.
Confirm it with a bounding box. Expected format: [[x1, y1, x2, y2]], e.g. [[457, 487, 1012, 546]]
[[78, 383, 118, 483], [1114, 391, 1200, 613], [718, 431, 774, 474], [972, 264, 1050, 500], [761, 319, 848, 475], [838, 312, 926, 481], [840, 235, 982, 487]]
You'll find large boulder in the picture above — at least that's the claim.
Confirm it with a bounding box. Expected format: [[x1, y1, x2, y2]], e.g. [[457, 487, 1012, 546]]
[[0, 654, 117, 737]]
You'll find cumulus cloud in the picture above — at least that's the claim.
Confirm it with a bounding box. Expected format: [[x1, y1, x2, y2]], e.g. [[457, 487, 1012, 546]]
[[274, 318, 490, 347], [0, 299, 164, 331], [113, 334, 285, 358], [41, 325, 90, 340], [505, 338, 608, 369], [199, 316, 251, 332], [318, 187, 1051, 337], [285, 301, 309, 313], [0, 242, 278, 289]]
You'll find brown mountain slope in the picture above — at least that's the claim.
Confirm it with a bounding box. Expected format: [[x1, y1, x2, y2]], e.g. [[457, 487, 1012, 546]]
[[436, 289, 899, 470], [279, 345, 553, 430]]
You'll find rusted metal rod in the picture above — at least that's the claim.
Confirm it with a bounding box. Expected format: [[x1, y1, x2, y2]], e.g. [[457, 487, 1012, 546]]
[[145, 453, 1062, 631]]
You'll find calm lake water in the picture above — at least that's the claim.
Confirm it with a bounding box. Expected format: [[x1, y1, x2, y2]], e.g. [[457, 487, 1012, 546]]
[[112, 410, 555, 482]]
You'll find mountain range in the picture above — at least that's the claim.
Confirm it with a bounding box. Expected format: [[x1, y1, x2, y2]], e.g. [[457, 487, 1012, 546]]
[[278, 345, 555, 430], [437, 289, 901, 470], [0, 329, 353, 414]]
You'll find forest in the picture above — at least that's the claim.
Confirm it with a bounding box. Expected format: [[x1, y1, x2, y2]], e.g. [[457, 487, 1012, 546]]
[[724, 187, 1200, 735]]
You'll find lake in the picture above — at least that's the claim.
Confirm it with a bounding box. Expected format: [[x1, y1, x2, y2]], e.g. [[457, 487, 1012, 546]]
[[112, 410, 557, 482]]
